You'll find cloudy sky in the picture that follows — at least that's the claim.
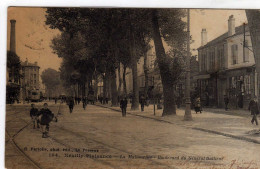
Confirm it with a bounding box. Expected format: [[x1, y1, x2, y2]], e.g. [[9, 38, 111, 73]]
[[7, 7, 247, 74]]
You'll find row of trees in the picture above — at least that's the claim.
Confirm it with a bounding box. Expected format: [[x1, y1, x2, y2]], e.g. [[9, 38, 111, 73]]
[[45, 8, 188, 115], [41, 68, 61, 98]]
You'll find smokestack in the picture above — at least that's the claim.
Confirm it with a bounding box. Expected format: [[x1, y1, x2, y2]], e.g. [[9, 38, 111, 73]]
[[10, 19, 16, 53], [228, 15, 235, 36], [201, 29, 207, 46]]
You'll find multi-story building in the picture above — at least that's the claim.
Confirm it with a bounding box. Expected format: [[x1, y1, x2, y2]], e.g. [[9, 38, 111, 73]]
[[20, 58, 40, 100], [196, 15, 256, 109]]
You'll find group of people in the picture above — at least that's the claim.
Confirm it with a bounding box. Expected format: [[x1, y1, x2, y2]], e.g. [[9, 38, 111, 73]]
[[65, 96, 88, 113], [98, 96, 109, 104], [30, 103, 56, 138], [193, 95, 259, 125]]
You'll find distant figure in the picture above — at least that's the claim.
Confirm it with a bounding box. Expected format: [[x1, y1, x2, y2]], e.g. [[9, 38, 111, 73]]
[[69, 97, 75, 113], [224, 95, 229, 111], [30, 104, 40, 129], [120, 97, 128, 117], [78, 97, 81, 104], [55, 97, 57, 104], [176, 96, 181, 108], [238, 92, 244, 108], [140, 95, 146, 112], [38, 103, 54, 138], [194, 97, 202, 114], [248, 97, 259, 125], [105, 97, 109, 104], [74, 97, 78, 105], [82, 96, 87, 110]]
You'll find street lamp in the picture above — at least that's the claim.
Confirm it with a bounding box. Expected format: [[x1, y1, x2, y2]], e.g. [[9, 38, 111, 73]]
[[184, 9, 193, 121]]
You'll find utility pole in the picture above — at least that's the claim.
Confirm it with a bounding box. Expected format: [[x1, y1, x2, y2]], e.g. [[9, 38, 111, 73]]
[[184, 9, 193, 121], [243, 23, 246, 62]]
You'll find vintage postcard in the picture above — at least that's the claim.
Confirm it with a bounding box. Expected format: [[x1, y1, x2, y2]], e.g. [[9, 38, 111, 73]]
[[5, 7, 260, 169]]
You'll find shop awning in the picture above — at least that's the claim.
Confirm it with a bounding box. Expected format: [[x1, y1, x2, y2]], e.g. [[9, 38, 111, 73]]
[[193, 74, 210, 80]]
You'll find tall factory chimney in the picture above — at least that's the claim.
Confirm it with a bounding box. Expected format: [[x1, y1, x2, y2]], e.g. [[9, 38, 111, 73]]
[[10, 19, 16, 53]]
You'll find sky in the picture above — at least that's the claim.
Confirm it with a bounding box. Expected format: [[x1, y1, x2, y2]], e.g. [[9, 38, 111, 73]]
[[7, 8, 248, 74]]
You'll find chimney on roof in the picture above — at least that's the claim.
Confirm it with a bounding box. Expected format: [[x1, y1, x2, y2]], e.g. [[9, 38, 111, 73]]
[[10, 19, 16, 53], [25, 58, 28, 65], [228, 15, 235, 36], [34, 61, 38, 66], [201, 29, 207, 46]]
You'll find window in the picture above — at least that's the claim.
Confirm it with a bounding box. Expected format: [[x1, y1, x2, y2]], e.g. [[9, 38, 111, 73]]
[[34, 80, 36, 84], [34, 74, 36, 79], [244, 40, 249, 62], [218, 47, 224, 69], [244, 75, 251, 94], [210, 49, 215, 69], [231, 44, 238, 65], [201, 52, 207, 71]]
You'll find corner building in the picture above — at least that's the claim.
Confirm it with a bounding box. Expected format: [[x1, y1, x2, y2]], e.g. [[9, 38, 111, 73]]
[[196, 15, 257, 109]]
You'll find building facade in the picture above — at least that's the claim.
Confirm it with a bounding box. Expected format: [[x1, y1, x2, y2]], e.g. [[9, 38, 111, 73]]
[[20, 58, 40, 100], [196, 15, 256, 109]]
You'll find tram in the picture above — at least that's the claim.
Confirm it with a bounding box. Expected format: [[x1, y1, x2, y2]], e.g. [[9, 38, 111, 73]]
[[30, 89, 41, 102]]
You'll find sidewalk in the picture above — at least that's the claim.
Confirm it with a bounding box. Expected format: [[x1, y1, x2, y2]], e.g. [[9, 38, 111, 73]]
[[96, 103, 260, 144]]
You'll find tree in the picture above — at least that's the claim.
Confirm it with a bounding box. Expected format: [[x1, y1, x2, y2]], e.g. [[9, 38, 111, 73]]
[[151, 9, 186, 116], [246, 10, 260, 100], [45, 8, 187, 114], [6, 51, 21, 103], [7, 51, 21, 83], [41, 68, 61, 97]]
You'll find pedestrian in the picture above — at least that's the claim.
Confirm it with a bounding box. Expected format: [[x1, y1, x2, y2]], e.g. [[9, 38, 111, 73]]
[[30, 104, 40, 129], [194, 97, 202, 114], [120, 97, 128, 117], [78, 97, 81, 104], [38, 103, 54, 138], [224, 95, 229, 111], [140, 95, 145, 111], [83, 96, 87, 110], [55, 97, 57, 104], [69, 97, 75, 113], [248, 97, 259, 125], [105, 97, 109, 104]]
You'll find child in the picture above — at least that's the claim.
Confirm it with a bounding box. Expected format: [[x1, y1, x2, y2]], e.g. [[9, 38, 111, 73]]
[[30, 104, 39, 129], [38, 103, 54, 138]]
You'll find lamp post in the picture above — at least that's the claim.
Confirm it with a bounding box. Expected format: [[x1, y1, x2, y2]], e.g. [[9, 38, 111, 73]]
[[184, 9, 193, 121]]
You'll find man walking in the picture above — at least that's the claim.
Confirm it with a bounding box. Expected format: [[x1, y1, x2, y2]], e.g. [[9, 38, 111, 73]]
[[140, 95, 146, 112], [120, 97, 128, 117], [82, 96, 87, 110], [69, 97, 75, 113], [248, 97, 259, 125], [224, 95, 229, 111]]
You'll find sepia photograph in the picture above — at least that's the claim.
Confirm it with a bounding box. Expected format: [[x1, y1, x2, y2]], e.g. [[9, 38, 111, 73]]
[[5, 7, 260, 169]]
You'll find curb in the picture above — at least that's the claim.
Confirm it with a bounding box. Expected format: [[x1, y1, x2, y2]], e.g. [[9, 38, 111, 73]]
[[95, 104, 260, 145]]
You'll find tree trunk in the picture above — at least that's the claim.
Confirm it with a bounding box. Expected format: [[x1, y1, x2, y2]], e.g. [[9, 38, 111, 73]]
[[110, 69, 118, 106], [103, 74, 107, 99], [151, 9, 176, 115], [129, 19, 139, 110], [107, 72, 111, 100], [123, 64, 127, 96], [131, 60, 139, 110], [118, 63, 122, 97], [94, 74, 98, 100], [144, 51, 149, 99], [246, 10, 260, 100]]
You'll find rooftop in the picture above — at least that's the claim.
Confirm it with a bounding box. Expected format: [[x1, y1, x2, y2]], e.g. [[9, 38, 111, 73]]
[[21, 59, 40, 67], [198, 24, 249, 50]]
